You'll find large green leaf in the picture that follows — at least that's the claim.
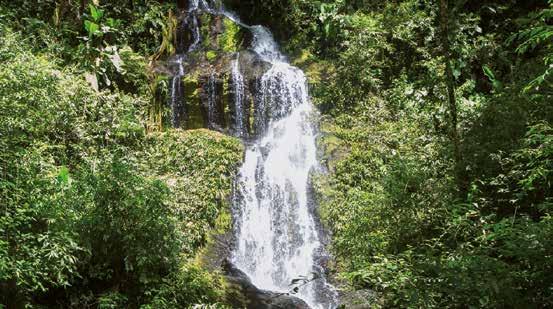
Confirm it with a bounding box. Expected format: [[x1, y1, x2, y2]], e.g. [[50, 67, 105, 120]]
[[89, 4, 104, 22], [84, 20, 100, 37], [483, 65, 503, 91]]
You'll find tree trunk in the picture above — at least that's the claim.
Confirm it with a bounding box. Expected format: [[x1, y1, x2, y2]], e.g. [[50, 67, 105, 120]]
[[439, 0, 465, 195], [79, 0, 88, 18]]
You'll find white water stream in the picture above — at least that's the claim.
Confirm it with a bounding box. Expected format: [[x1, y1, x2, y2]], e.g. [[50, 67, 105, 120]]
[[230, 54, 246, 138], [173, 1, 338, 307], [231, 22, 337, 309]]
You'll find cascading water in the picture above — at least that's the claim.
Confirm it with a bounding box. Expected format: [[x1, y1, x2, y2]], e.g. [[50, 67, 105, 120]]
[[251, 26, 286, 63], [206, 72, 217, 130], [171, 1, 338, 307], [170, 55, 186, 128], [169, 0, 204, 128], [231, 54, 247, 138], [231, 25, 338, 309]]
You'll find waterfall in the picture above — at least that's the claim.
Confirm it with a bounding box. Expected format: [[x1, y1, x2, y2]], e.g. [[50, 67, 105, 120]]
[[190, 0, 216, 12], [170, 55, 186, 128], [206, 72, 217, 130], [251, 26, 286, 63], [168, 0, 205, 128], [232, 25, 338, 309], [169, 1, 338, 307], [231, 54, 247, 138]]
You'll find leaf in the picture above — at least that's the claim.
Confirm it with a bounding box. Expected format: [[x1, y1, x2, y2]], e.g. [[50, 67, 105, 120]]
[[89, 4, 104, 22], [84, 20, 100, 37], [452, 68, 461, 79], [106, 18, 121, 29], [482, 65, 504, 90], [482, 65, 495, 81], [324, 23, 331, 37], [57, 166, 70, 184]]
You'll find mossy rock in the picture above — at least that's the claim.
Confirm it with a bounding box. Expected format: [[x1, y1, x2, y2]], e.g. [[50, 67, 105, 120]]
[[153, 10, 271, 136], [219, 17, 243, 53], [182, 72, 205, 129], [318, 119, 349, 173]]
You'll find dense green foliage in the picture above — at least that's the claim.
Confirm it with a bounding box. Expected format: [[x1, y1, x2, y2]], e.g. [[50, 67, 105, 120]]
[[261, 0, 553, 307], [2, 0, 553, 308], [231, 0, 553, 307], [0, 5, 242, 307]]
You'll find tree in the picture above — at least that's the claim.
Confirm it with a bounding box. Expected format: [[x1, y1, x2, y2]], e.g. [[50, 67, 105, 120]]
[[438, 0, 464, 195]]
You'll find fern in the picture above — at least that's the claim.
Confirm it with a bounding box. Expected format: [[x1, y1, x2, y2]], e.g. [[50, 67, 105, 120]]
[[508, 1, 553, 92]]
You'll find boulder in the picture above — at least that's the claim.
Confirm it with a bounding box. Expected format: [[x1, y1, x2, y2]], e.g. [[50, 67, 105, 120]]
[[223, 259, 311, 309]]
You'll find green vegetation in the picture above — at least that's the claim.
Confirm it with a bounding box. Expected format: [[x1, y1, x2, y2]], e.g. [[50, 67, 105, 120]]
[[219, 18, 241, 53], [2, 0, 553, 308], [0, 3, 242, 307], [251, 0, 553, 307]]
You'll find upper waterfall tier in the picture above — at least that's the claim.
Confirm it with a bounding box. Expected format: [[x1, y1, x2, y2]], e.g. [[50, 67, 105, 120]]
[[161, 1, 286, 138]]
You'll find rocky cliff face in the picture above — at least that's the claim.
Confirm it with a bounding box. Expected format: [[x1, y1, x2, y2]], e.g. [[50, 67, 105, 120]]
[[154, 2, 273, 139]]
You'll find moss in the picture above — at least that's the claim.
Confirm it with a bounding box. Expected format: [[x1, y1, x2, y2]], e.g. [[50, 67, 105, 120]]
[[214, 208, 232, 234], [293, 51, 335, 86], [206, 50, 218, 61], [222, 279, 249, 308], [182, 73, 204, 129], [220, 17, 241, 52], [318, 119, 348, 172], [200, 13, 214, 50], [193, 204, 233, 268]]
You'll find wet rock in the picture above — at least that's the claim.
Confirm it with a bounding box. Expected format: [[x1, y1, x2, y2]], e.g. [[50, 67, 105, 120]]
[[154, 2, 276, 135], [199, 73, 226, 131], [223, 259, 310, 309], [238, 50, 272, 80], [336, 288, 377, 309]]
